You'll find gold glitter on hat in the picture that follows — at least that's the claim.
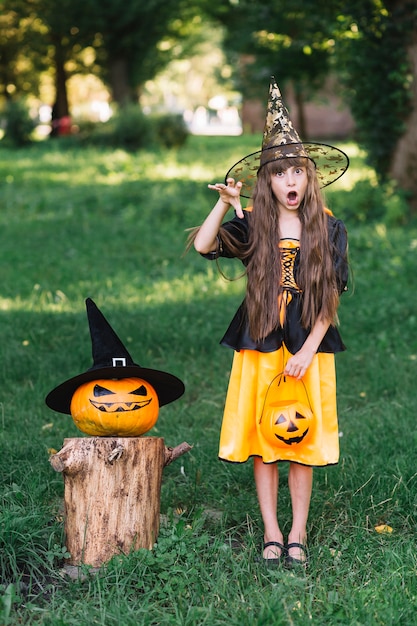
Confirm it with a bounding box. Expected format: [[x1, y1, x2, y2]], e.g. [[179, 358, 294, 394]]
[[225, 77, 349, 198]]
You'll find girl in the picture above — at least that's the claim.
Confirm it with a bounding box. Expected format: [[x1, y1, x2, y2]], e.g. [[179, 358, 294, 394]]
[[190, 79, 349, 567]]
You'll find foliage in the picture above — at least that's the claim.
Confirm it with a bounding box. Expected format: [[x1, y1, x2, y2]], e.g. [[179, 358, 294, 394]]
[[336, 0, 417, 182], [0, 0, 203, 118], [202, 0, 417, 203], [329, 178, 411, 226], [100, 104, 157, 150], [0, 137, 416, 623], [153, 113, 189, 148], [70, 104, 156, 149], [72, 107, 189, 150], [60, 0, 202, 105], [1, 98, 36, 146], [202, 0, 338, 103], [2, 0, 417, 204], [0, 0, 49, 101]]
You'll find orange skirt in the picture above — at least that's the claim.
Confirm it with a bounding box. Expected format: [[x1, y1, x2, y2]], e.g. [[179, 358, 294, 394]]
[[219, 345, 339, 466]]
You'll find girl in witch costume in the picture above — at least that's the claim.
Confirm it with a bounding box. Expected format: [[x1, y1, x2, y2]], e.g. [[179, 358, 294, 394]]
[[189, 78, 349, 567]]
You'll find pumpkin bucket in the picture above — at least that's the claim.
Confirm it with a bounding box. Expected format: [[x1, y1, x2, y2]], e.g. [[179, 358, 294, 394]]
[[259, 373, 314, 447]]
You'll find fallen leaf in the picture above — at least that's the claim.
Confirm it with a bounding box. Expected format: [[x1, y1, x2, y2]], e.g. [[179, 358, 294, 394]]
[[375, 524, 393, 534]]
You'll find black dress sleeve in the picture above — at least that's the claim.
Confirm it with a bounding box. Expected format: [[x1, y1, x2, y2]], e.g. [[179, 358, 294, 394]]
[[200, 212, 249, 260]]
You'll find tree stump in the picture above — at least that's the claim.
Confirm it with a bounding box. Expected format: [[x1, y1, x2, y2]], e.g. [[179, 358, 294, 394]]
[[50, 436, 191, 567]]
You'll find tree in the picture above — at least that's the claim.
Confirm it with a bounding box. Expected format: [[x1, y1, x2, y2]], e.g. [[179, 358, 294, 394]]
[[79, 0, 198, 106], [0, 0, 48, 102], [0, 0, 100, 131], [203, 0, 417, 210], [390, 7, 417, 208], [337, 0, 417, 207], [201, 0, 340, 138], [1, 0, 200, 130]]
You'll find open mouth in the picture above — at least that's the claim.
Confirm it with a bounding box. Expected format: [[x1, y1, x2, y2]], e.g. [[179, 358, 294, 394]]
[[287, 191, 298, 206]]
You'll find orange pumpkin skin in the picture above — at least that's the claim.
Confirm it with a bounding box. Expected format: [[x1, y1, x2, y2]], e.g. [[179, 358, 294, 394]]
[[260, 398, 313, 448], [70, 377, 159, 437], [259, 375, 314, 448]]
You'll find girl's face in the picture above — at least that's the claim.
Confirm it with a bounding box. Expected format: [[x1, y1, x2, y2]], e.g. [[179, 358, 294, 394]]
[[270, 164, 308, 213]]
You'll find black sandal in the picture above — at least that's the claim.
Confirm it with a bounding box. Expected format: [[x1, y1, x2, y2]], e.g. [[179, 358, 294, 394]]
[[263, 541, 286, 567], [285, 542, 308, 568]]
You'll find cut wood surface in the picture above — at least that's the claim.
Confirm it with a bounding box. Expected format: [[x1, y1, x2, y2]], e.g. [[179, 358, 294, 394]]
[[50, 437, 191, 567]]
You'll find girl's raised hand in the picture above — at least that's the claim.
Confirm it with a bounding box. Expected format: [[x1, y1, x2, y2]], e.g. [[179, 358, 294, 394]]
[[208, 178, 244, 218]]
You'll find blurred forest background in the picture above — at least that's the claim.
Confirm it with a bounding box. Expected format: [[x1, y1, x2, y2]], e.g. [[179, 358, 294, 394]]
[[1, 3, 417, 622], [1, 0, 417, 212]]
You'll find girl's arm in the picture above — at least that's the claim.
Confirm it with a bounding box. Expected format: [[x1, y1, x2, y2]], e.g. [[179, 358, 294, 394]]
[[284, 316, 331, 380], [194, 179, 243, 254]]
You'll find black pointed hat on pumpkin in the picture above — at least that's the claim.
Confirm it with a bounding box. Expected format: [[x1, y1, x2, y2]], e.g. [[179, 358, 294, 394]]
[[45, 298, 185, 415]]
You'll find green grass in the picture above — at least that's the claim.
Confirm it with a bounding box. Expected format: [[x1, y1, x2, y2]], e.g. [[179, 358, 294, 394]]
[[0, 135, 417, 625]]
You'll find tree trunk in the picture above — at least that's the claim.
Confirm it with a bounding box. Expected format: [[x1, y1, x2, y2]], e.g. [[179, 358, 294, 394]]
[[50, 38, 70, 138], [390, 34, 417, 211], [50, 437, 191, 567], [108, 57, 135, 106]]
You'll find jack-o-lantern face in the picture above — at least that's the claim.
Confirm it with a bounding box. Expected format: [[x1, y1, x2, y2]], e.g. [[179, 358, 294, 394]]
[[70, 377, 159, 437], [271, 400, 312, 445], [259, 374, 314, 449], [260, 399, 313, 447]]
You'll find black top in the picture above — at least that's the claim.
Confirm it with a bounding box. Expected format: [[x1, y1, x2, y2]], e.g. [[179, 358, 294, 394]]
[[201, 212, 348, 354]]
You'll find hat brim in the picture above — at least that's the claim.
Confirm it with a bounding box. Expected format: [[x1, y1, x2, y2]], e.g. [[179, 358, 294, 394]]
[[225, 142, 349, 198], [45, 365, 185, 415]]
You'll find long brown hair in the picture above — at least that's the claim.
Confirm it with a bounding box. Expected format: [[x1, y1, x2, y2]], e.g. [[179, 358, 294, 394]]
[[245, 158, 340, 340], [188, 157, 342, 342]]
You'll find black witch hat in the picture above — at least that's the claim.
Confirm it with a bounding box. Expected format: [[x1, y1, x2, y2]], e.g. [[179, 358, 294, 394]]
[[45, 298, 185, 414]]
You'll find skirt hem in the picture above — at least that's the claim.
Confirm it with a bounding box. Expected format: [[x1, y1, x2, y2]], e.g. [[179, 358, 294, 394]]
[[218, 454, 339, 468]]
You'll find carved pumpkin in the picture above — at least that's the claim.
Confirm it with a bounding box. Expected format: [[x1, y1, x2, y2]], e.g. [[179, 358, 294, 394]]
[[259, 375, 314, 448], [70, 377, 159, 437]]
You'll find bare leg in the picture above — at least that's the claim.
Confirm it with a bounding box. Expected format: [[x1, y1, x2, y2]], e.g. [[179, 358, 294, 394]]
[[287, 462, 313, 561], [253, 457, 284, 559]]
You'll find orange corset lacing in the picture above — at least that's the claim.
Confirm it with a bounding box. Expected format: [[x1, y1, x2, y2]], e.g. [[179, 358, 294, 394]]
[[278, 240, 302, 326]]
